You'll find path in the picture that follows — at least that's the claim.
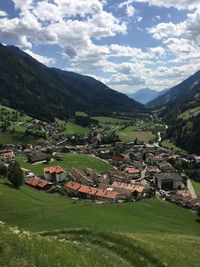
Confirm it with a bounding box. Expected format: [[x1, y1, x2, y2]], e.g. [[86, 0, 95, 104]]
[[187, 179, 197, 199]]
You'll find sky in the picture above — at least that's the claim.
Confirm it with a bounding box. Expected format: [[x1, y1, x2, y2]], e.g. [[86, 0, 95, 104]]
[[0, 0, 200, 93]]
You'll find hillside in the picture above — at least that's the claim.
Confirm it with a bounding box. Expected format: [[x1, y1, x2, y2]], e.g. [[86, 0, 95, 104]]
[[147, 69, 200, 109], [127, 88, 165, 104], [147, 69, 200, 154], [1, 180, 200, 266], [0, 44, 143, 122]]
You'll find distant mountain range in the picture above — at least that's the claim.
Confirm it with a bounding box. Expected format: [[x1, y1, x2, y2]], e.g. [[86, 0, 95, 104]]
[[0, 44, 143, 121], [127, 88, 166, 104]]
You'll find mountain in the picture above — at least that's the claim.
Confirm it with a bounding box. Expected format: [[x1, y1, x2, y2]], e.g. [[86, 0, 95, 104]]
[[0, 44, 143, 121], [147, 69, 200, 109], [148, 70, 200, 154], [127, 88, 165, 104]]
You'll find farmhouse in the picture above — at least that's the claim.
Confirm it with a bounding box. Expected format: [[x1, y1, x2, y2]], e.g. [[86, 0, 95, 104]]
[[28, 152, 51, 163], [25, 176, 53, 190], [44, 166, 66, 182], [154, 173, 182, 191]]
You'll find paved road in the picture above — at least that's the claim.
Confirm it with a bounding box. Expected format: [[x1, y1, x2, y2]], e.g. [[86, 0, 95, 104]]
[[187, 179, 197, 199]]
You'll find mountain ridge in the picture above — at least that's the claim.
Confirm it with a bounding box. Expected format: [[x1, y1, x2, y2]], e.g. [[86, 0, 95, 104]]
[[0, 44, 143, 121]]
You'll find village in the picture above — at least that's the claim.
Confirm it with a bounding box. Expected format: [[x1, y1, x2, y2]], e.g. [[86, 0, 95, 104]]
[[1, 125, 200, 211]]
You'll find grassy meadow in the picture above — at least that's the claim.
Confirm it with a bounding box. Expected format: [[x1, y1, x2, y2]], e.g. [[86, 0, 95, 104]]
[[1, 180, 200, 266], [161, 139, 184, 152], [118, 128, 155, 143], [16, 152, 111, 176]]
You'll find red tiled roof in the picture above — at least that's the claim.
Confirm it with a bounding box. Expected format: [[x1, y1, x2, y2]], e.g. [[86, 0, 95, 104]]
[[25, 177, 53, 188], [64, 181, 81, 191], [125, 167, 140, 174], [65, 181, 119, 200], [78, 185, 98, 195], [44, 166, 65, 174]]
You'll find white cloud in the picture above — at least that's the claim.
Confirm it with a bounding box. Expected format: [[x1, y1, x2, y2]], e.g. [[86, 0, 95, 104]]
[[23, 49, 56, 66], [0, 10, 7, 17], [119, 0, 136, 17]]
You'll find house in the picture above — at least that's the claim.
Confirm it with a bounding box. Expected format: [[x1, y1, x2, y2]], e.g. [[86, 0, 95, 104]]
[[159, 162, 175, 172], [27, 152, 51, 163], [44, 166, 66, 182], [64, 181, 119, 202], [146, 166, 160, 176], [125, 167, 141, 179], [111, 181, 145, 196], [0, 150, 15, 163], [95, 188, 119, 202], [69, 168, 94, 185], [154, 173, 182, 191], [25, 176, 53, 190], [99, 150, 110, 159], [193, 156, 200, 165]]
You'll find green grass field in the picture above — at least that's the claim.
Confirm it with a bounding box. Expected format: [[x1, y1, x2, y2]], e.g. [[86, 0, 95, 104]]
[[56, 119, 89, 135], [0, 180, 199, 235], [192, 180, 200, 199], [118, 128, 155, 143], [161, 139, 184, 152], [1, 180, 200, 266], [75, 111, 88, 117], [92, 116, 132, 125], [16, 153, 111, 176], [178, 106, 200, 120]]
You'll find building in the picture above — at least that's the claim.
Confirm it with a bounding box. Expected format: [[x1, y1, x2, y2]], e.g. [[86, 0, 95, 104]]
[[25, 176, 53, 190], [125, 167, 141, 179], [64, 181, 119, 202], [21, 168, 33, 179], [44, 166, 66, 182], [111, 181, 145, 196], [154, 173, 182, 191], [28, 152, 51, 163], [0, 150, 15, 163]]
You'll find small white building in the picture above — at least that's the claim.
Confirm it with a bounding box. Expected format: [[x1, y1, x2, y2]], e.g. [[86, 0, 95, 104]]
[[44, 166, 66, 183]]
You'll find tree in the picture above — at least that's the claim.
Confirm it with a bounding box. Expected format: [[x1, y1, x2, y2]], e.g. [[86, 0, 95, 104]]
[[0, 164, 8, 177], [7, 162, 23, 188]]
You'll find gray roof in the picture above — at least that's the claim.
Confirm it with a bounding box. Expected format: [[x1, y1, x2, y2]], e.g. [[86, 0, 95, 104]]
[[155, 173, 182, 182]]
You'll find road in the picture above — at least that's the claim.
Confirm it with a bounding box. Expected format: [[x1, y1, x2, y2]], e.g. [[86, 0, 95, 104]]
[[187, 179, 197, 199]]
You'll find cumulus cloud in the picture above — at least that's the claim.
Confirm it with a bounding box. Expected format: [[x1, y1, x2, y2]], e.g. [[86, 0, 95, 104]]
[[1, 0, 200, 93], [0, 10, 7, 17]]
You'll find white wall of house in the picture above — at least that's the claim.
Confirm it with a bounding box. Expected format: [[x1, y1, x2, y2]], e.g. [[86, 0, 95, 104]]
[[44, 172, 51, 180], [56, 172, 66, 182]]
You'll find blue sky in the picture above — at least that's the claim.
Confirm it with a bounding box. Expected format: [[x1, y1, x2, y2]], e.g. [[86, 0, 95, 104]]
[[0, 0, 200, 93]]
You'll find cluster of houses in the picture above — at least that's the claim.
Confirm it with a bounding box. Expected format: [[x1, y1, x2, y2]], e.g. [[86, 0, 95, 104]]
[[1, 133, 200, 208], [166, 191, 200, 211]]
